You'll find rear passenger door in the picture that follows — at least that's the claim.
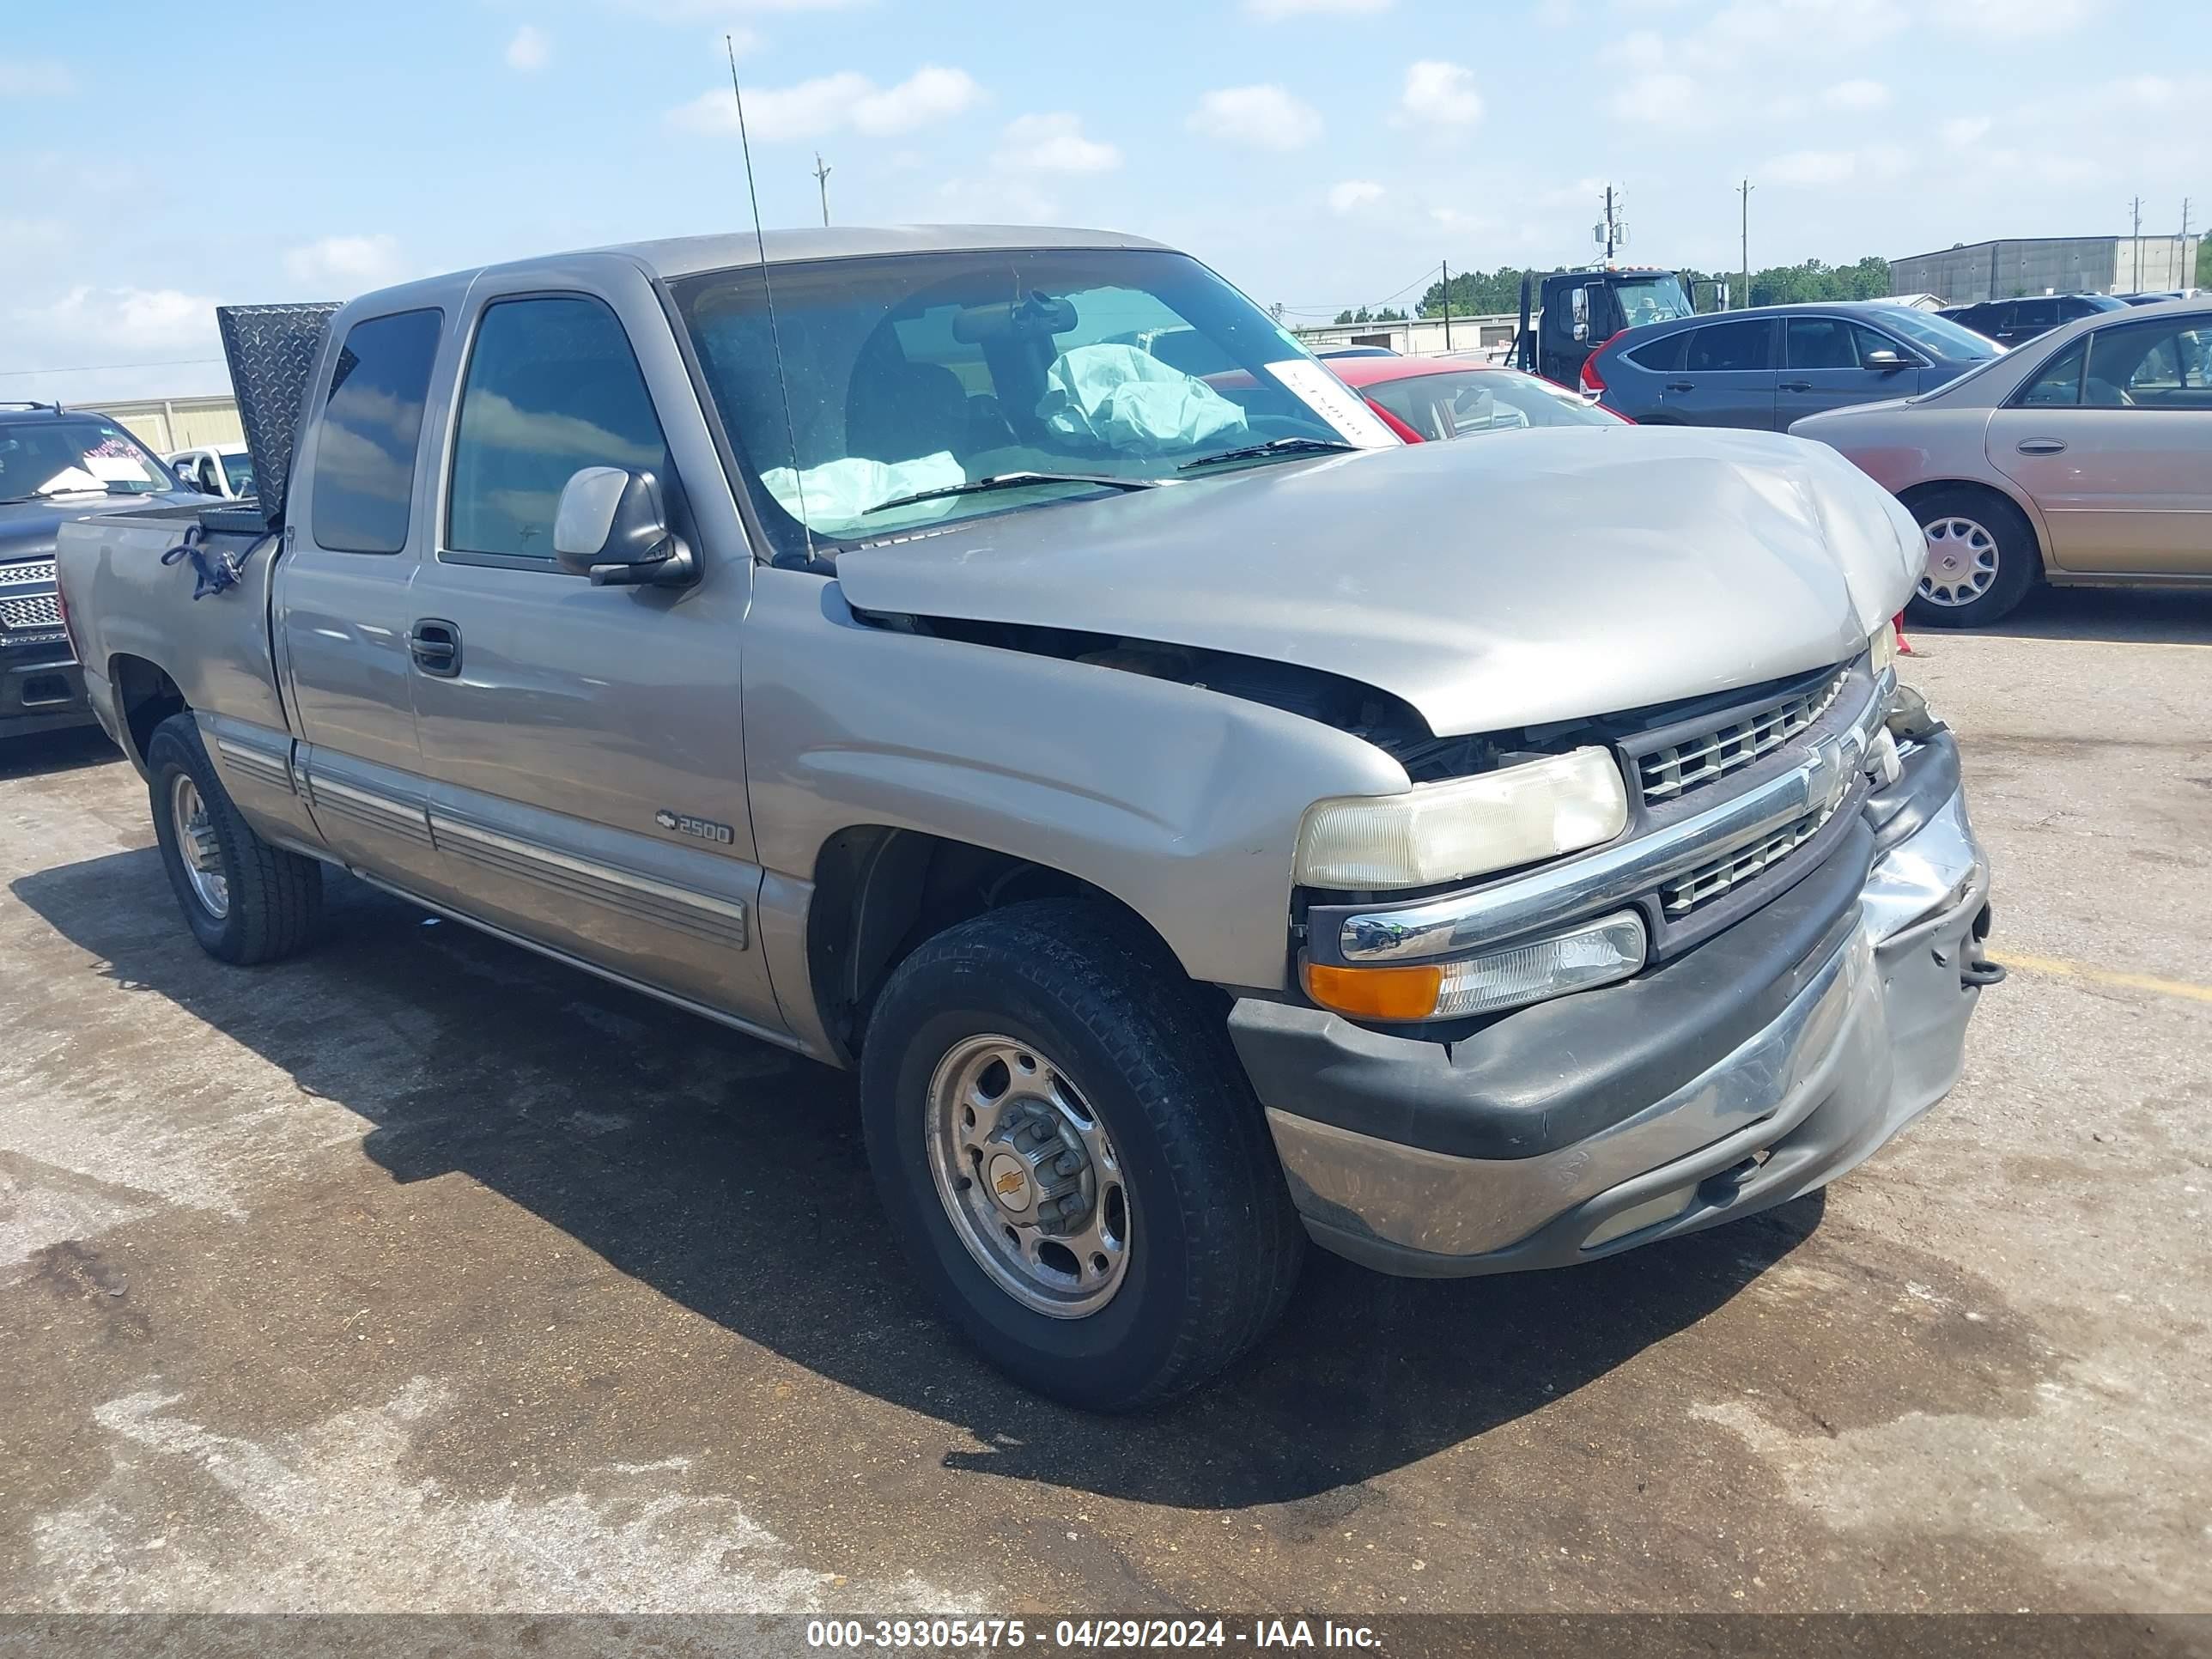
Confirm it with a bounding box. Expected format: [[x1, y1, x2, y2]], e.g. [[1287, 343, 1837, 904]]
[[403, 274, 785, 1034], [1656, 319, 1778, 428], [272, 305, 453, 899]]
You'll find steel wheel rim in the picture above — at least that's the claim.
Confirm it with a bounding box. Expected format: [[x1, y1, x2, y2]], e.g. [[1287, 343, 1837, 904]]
[[169, 772, 229, 919], [1919, 516, 2000, 607], [926, 1033, 1131, 1319]]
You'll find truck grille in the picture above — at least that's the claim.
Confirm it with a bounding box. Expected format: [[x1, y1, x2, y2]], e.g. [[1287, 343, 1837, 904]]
[[1662, 798, 1843, 917], [0, 593, 64, 635], [2, 559, 58, 588], [1638, 667, 1849, 804]]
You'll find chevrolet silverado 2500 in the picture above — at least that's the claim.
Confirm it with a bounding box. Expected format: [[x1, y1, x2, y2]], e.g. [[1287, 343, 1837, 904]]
[[54, 227, 1997, 1410]]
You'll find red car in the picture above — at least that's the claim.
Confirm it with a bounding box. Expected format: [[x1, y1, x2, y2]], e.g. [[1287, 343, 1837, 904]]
[[1326, 353, 1632, 442]]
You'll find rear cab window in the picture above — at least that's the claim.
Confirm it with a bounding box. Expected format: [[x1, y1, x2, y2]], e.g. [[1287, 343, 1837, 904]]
[[311, 308, 443, 554]]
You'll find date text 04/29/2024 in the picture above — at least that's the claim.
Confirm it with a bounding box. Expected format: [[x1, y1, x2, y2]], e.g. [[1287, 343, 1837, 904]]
[[804, 1620, 1380, 1650]]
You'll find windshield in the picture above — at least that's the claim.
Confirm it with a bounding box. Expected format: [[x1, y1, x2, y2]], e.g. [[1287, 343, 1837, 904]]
[[0, 417, 177, 502], [220, 451, 255, 495], [1878, 308, 2002, 360], [1364, 368, 1620, 440], [671, 247, 1393, 555], [1612, 275, 1694, 329]]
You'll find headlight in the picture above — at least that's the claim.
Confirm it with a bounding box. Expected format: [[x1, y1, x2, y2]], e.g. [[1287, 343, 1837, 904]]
[[1869, 620, 1899, 677], [1294, 745, 1628, 890], [1304, 909, 1647, 1023]]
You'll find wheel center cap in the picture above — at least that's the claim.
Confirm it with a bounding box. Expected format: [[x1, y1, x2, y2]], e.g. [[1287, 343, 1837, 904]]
[[986, 1152, 1033, 1213]]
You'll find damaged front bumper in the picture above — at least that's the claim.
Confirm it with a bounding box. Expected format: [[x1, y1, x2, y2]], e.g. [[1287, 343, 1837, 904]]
[[1231, 732, 1996, 1278]]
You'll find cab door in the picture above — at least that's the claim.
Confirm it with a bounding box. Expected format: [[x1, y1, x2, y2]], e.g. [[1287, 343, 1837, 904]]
[[272, 303, 453, 901], [401, 270, 784, 1033]]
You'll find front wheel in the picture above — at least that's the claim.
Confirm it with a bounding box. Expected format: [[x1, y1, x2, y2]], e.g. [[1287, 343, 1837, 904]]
[[1905, 488, 2039, 629], [860, 899, 1304, 1411]]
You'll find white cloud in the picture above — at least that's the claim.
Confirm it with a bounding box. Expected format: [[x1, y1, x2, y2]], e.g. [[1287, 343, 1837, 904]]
[[1929, 0, 2097, 33], [1186, 85, 1322, 152], [1328, 179, 1385, 213], [1940, 114, 1993, 147], [668, 64, 983, 141], [283, 234, 408, 294], [504, 26, 550, 72], [615, 0, 854, 15], [505, 25, 550, 71], [1821, 77, 1890, 110], [994, 112, 1119, 174], [1398, 61, 1482, 126], [1764, 149, 1858, 186], [17, 287, 219, 352], [0, 216, 70, 268], [0, 58, 76, 96], [1608, 71, 1710, 128], [1245, 0, 1389, 15]]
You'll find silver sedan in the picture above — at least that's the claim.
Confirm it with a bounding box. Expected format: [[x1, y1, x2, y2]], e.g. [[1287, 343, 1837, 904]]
[[1790, 297, 2212, 627]]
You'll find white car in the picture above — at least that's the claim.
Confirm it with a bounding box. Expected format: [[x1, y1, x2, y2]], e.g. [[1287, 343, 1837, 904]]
[[166, 442, 254, 500]]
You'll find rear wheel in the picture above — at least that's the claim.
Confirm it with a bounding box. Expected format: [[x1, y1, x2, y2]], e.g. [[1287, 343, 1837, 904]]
[[146, 713, 322, 963], [1905, 487, 2039, 629], [859, 899, 1304, 1411]]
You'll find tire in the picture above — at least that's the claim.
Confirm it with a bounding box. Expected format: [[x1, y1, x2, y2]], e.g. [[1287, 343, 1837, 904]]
[[1904, 487, 2039, 629], [146, 712, 322, 964], [859, 898, 1305, 1411]]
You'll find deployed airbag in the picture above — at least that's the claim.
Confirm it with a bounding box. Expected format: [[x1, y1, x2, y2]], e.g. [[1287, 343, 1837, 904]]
[[1036, 344, 1249, 454], [761, 451, 964, 534]]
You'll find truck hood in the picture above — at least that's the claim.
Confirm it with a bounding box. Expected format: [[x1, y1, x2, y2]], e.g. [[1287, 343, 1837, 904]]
[[834, 426, 1921, 736], [1, 490, 206, 562]]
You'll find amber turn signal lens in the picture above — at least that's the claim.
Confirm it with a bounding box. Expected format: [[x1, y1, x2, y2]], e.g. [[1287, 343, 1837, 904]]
[[1302, 959, 1443, 1022]]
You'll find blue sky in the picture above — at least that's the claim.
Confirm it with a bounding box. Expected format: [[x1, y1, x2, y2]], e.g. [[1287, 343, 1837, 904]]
[[3, 0, 2205, 404]]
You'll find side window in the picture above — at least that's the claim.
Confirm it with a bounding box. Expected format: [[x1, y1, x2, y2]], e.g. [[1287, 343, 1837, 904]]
[[1784, 317, 1856, 369], [1851, 323, 1910, 362], [2014, 299, 2058, 331], [1972, 303, 2010, 334], [2017, 339, 2085, 407], [447, 296, 674, 562], [2085, 317, 2212, 407], [311, 308, 442, 555], [1686, 320, 1774, 373], [1625, 331, 1686, 373]]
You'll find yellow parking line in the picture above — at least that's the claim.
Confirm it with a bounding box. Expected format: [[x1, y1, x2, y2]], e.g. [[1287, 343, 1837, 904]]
[[1988, 950, 2212, 1005]]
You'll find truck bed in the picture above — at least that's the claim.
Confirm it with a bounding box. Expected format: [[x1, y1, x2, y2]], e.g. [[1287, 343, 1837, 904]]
[[54, 506, 290, 754]]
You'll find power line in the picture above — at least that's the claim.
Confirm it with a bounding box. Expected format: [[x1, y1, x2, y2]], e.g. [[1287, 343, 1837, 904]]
[[1277, 261, 1448, 318], [0, 356, 225, 379]]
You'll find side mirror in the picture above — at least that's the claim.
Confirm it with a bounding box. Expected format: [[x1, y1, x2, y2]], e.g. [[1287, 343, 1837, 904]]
[[1863, 349, 1911, 372], [552, 466, 696, 587]]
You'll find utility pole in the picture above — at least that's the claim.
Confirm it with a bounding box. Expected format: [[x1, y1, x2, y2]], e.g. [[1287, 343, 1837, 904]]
[[2130, 194, 2143, 290], [1738, 179, 1753, 309], [812, 152, 833, 228], [2181, 198, 2193, 289], [1602, 185, 1618, 262], [1441, 260, 1452, 350]]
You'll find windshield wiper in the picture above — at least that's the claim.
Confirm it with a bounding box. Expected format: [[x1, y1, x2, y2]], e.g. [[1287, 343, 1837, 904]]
[[863, 471, 1159, 516], [1178, 436, 1358, 471]]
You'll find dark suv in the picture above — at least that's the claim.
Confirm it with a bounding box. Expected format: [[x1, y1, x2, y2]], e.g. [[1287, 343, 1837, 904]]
[[1941, 292, 2127, 346], [1583, 301, 2004, 430], [0, 404, 204, 738]]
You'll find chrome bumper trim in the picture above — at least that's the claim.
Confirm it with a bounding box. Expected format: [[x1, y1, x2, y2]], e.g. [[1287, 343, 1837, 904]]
[[1340, 665, 1895, 963], [1273, 778, 1990, 1273]]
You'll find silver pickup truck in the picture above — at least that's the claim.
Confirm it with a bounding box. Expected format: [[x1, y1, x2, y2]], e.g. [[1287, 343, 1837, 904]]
[[56, 226, 1997, 1411]]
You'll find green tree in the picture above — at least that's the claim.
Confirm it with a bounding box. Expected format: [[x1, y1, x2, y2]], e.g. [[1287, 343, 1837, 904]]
[[2199, 238, 2209, 288]]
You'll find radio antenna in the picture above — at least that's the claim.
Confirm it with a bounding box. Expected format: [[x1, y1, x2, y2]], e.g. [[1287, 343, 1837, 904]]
[[727, 33, 816, 564]]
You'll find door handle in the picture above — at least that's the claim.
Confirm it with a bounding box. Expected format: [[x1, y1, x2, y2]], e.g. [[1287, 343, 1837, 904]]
[[2015, 438, 2067, 455], [1664, 380, 1695, 392], [1779, 380, 1814, 392], [408, 619, 462, 677]]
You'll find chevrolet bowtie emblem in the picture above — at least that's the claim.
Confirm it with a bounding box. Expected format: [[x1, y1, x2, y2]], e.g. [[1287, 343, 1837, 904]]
[[994, 1168, 1026, 1196]]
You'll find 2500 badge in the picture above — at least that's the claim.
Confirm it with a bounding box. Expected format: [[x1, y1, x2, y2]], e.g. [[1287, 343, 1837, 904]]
[[654, 808, 734, 846]]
